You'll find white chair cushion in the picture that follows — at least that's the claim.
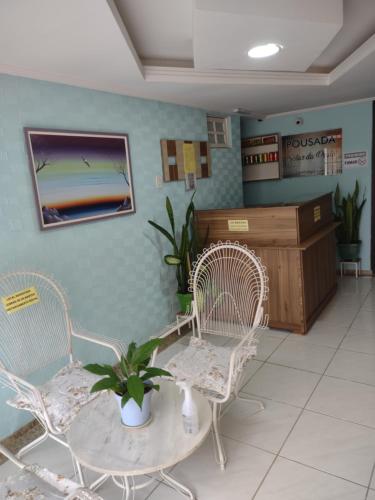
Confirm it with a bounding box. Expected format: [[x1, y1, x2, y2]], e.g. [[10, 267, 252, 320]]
[[0, 468, 66, 499], [7, 361, 100, 432], [0, 465, 102, 499], [165, 337, 232, 396]]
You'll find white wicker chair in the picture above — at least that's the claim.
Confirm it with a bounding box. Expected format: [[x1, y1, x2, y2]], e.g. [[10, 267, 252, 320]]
[[0, 271, 124, 483], [0, 443, 103, 499], [154, 242, 269, 470]]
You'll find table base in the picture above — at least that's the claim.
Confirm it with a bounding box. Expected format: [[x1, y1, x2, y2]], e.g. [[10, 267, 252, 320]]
[[90, 470, 195, 500]]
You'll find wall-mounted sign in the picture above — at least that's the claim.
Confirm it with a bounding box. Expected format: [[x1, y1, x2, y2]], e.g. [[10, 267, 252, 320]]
[[313, 205, 321, 223], [282, 129, 342, 178], [343, 151, 368, 169], [228, 219, 249, 232], [2, 287, 39, 314]]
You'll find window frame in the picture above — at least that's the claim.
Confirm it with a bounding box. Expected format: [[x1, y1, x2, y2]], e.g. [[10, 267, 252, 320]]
[[207, 116, 232, 148]]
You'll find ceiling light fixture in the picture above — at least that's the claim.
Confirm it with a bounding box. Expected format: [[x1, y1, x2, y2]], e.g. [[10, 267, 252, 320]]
[[248, 43, 282, 59]]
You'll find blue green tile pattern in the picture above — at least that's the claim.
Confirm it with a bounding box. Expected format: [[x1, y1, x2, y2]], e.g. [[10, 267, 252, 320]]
[[0, 74, 242, 438]]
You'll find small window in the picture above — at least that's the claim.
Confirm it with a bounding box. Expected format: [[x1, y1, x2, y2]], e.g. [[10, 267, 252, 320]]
[[207, 116, 231, 148]]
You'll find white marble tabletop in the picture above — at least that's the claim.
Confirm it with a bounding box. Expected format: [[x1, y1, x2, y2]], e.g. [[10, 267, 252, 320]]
[[67, 380, 212, 477]]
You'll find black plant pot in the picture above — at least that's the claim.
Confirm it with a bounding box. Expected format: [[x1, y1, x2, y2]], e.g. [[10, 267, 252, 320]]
[[338, 241, 361, 260]]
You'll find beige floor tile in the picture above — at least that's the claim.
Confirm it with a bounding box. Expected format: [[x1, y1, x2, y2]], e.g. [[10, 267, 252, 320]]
[[291, 323, 348, 349], [351, 310, 375, 334], [326, 349, 375, 386], [148, 436, 275, 500], [254, 335, 285, 362], [307, 376, 375, 428], [341, 329, 375, 355], [220, 398, 301, 453], [268, 338, 336, 374], [281, 411, 375, 486], [254, 457, 367, 500], [242, 363, 320, 408]]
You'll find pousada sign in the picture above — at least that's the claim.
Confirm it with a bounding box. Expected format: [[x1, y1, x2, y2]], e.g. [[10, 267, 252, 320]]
[[282, 129, 342, 178]]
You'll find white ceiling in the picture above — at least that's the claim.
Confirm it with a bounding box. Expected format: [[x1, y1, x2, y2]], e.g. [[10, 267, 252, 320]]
[[0, 0, 375, 116], [193, 0, 342, 71]]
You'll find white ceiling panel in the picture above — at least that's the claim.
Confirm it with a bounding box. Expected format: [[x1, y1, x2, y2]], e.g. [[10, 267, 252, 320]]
[[310, 0, 375, 71], [193, 0, 343, 71], [0, 0, 143, 91], [115, 0, 193, 63]]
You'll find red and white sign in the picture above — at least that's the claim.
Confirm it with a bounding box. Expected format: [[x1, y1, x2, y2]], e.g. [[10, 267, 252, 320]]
[[343, 151, 368, 169]]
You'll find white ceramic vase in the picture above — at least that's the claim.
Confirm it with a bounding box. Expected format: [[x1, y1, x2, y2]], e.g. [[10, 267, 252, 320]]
[[114, 389, 152, 427]]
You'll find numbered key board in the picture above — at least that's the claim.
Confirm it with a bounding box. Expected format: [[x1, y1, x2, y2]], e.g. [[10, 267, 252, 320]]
[[241, 133, 281, 182]]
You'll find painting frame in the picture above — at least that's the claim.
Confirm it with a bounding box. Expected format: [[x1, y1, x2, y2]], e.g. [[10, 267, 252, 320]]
[[24, 127, 135, 230]]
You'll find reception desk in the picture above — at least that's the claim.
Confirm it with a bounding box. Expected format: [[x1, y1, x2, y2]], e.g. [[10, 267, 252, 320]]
[[195, 193, 338, 334]]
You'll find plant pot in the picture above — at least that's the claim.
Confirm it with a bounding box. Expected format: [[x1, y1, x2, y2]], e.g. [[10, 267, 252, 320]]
[[338, 242, 361, 260], [114, 389, 152, 427], [176, 292, 193, 314]]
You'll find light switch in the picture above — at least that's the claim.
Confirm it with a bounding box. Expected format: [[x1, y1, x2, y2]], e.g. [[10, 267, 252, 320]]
[[155, 175, 163, 188]]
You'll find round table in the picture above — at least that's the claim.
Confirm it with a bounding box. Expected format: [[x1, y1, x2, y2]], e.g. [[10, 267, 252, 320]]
[[67, 380, 212, 499]]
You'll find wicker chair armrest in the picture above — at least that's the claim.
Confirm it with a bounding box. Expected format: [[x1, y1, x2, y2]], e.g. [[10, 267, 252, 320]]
[[150, 314, 195, 366], [71, 326, 124, 361], [0, 366, 54, 429]]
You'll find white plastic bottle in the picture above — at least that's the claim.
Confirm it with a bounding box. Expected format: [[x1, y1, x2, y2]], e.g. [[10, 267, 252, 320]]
[[176, 381, 199, 435]]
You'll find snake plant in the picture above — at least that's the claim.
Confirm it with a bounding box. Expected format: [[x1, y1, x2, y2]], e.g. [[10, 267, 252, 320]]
[[334, 180, 366, 244], [148, 193, 198, 294]]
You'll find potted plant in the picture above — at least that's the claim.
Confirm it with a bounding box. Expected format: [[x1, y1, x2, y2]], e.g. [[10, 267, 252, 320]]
[[84, 339, 171, 427], [148, 193, 199, 313], [334, 180, 366, 260]]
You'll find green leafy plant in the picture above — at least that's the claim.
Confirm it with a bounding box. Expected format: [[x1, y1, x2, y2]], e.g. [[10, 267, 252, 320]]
[[334, 180, 366, 244], [148, 193, 198, 294], [84, 339, 171, 409]]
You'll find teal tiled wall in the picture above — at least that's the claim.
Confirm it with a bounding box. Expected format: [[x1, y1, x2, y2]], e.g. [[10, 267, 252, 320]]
[[242, 101, 372, 269], [0, 74, 242, 438]]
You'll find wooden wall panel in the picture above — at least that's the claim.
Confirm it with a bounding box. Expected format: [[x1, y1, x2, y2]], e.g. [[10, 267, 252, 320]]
[[297, 194, 334, 243], [302, 230, 337, 329], [196, 207, 299, 246], [195, 194, 337, 334], [253, 247, 304, 332]]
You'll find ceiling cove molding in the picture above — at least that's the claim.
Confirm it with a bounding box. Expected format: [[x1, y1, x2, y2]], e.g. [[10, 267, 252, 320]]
[[329, 33, 375, 84], [144, 34, 375, 88], [143, 66, 329, 86], [265, 95, 375, 119], [0, 63, 140, 97], [106, 0, 144, 78]]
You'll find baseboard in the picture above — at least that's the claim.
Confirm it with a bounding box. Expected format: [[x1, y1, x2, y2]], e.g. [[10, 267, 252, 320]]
[[0, 420, 43, 465], [337, 269, 373, 277]]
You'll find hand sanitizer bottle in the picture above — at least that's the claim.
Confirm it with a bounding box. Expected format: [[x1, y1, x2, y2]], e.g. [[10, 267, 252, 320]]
[[176, 381, 199, 435]]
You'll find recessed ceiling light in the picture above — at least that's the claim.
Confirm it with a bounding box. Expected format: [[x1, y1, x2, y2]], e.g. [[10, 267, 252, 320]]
[[248, 43, 282, 59]]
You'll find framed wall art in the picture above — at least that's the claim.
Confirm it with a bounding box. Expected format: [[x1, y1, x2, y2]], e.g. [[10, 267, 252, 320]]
[[282, 128, 342, 178], [24, 128, 135, 229], [160, 139, 211, 185]]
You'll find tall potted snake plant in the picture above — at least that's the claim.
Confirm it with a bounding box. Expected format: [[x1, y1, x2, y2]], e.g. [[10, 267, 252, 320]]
[[334, 180, 366, 260], [148, 193, 198, 313]]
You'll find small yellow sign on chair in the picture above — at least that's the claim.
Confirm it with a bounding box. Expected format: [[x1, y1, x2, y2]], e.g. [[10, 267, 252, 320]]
[[2, 287, 39, 314]]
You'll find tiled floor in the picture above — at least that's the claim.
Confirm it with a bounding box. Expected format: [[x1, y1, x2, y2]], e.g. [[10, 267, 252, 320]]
[[1, 276, 375, 499]]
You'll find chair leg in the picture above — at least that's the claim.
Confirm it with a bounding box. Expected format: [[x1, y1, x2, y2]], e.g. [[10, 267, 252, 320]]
[[16, 428, 49, 458], [212, 402, 227, 471], [237, 392, 265, 411]]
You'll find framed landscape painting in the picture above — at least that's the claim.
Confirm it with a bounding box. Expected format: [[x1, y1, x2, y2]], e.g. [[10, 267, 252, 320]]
[[25, 128, 135, 229]]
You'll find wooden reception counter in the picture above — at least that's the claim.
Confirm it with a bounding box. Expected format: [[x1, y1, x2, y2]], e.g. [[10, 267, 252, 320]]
[[195, 193, 338, 334]]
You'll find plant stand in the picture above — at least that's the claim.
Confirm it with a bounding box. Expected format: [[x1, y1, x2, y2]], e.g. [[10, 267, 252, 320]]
[[340, 258, 361, 279]]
